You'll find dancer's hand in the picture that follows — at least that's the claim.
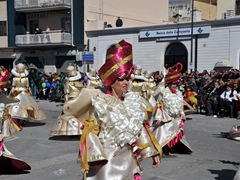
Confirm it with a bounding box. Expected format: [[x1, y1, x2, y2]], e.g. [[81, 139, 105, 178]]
[[152, 155, 160, 168], [155, 120, 162, 125], [81, 169, 88, 174]]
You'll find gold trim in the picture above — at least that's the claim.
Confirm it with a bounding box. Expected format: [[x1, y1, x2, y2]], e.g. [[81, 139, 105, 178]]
[[138, 143, 151, 150], [165, 73, 181, 80], [142, 150, 159, 159], [102, 54, 132, 81], [87, 155, 107, 162], [0, 81, 7, 86]]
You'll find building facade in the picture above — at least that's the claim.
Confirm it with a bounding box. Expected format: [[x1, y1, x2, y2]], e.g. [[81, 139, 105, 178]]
[[86, 18, 240, 73], [4, 0, 168, 73]]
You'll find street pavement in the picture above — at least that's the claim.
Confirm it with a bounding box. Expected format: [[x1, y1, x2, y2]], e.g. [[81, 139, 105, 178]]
[[0, 100, 240, 180]]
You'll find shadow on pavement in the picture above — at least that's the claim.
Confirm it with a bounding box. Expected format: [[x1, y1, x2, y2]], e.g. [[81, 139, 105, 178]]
[[219, 160, 239, 168], [0, 170, 30, 175], [208, 169, 236, 180], [48, 135, 80, 141], [212, 132, 230, 139], [22, 121, 46, 127]]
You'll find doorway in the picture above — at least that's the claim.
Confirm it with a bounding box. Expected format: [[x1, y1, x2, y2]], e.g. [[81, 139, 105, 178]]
[[29, 20, 39, 34], [164, 43, 188, 72]]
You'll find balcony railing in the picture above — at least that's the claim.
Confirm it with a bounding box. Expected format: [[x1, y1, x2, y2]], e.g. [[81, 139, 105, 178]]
[[15, 32, 72, 46], [15, 0, 71, 9]]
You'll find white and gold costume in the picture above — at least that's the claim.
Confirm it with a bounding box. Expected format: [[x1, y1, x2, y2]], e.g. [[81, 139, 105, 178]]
[[50, 65, 84, 136], [0, 134, 31, 172], [86, 68, 103, 88], [63, 89, 161, 180], [8, 63, 46, 121], [128, 66, 144, 94], [142, 70, 157, 107], [0, 94, 22, 139], [152, 64, 192, 154], [0, 93, 30, 172]]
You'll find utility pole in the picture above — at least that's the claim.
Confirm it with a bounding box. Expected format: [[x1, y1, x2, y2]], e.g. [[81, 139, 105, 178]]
[[190, 0, 194, 72], [209, 0, 212, 20]]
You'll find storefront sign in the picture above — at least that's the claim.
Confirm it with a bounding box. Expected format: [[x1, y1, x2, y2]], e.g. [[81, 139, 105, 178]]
[[140, 26, 211, 38]]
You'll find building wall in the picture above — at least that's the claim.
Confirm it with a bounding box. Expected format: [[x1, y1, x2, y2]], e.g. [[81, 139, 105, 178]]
[[169, 0, 217, 22], [197, 28, 230, 71], [217, 0, 235, 19], [85, 0, 168, 31], [194, 1, 216, 20], [88, 21, 240, 73], [0, 1, 8, 47]]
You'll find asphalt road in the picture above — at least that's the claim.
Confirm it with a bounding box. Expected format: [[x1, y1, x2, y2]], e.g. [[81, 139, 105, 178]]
[[0, 100, 239, 180]]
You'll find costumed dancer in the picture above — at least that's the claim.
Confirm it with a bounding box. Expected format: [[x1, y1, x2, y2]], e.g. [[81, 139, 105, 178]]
[[229, 125, 240, 141], [62, 40, 162, 179], [8, 63, 46, 123], [86, 68, 103, 88], [0, 106, 31, 172], [0, 66, 22, 139], [0, 71, 31, 172], [50, 65, 84, 136], [142, 70, 157, 107], [152, 62, 192, 155], [128, 65, 144, 94]]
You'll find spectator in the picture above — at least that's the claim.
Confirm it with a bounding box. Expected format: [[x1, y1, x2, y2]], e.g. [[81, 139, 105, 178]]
[[103, 21, 108, 29], [45, 25, 51, 43], [230, 69, 240, 79], [116, 16, 123, 27], [35, 27, 44, 43], [218, 85, 237, 118], [184, 86, 198, 110], [206, 81, 224, 117]]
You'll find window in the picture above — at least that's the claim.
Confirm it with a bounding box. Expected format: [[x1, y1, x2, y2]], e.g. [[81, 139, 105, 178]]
[[236, 0, 240, 15], [0, 21, 7, 36]]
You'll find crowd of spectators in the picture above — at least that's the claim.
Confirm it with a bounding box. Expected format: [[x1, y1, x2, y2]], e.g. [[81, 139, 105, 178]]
[[4, 67, 240, 119], [153, 69, 240, 119]]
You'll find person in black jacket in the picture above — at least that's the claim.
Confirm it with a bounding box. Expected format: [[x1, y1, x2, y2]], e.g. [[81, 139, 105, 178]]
[[116, 16, 123, 27], [206, 81, 224, 117]]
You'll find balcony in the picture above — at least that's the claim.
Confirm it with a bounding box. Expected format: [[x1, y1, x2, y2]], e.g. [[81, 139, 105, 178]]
[[15, 0, 71, 12], [15, 32, 72, 47]]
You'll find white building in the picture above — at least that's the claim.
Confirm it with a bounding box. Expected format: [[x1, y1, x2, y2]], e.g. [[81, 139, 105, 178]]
[[86, 18, 240, 73]]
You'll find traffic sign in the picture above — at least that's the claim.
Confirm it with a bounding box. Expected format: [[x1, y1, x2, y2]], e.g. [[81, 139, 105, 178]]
[[82, 52, 94, 62]]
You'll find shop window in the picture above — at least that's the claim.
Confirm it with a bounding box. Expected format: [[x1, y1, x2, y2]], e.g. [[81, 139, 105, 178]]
[[0, 21, 7, 36]]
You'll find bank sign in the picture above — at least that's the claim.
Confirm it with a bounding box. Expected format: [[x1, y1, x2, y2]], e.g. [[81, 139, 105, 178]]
[[139, 26, 211, 38]]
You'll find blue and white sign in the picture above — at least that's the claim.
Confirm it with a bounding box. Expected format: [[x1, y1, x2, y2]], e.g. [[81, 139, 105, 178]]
[[140, 26, 211, 38], [82, 52, 94, 62]]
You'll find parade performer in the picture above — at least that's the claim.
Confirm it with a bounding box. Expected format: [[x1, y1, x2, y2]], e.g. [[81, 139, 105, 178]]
[[8, 63, 46, 123], [0, 66, 22, 139], [62, 40, 162, 179], [229, 125, 240, 141], [152, 62, 192, 155], [0, 70, 31, 172], [86, 68, 103, 88], [50, 65, 84, 136], [128, 65, 144, 94], [142, 70, 157, 107]]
